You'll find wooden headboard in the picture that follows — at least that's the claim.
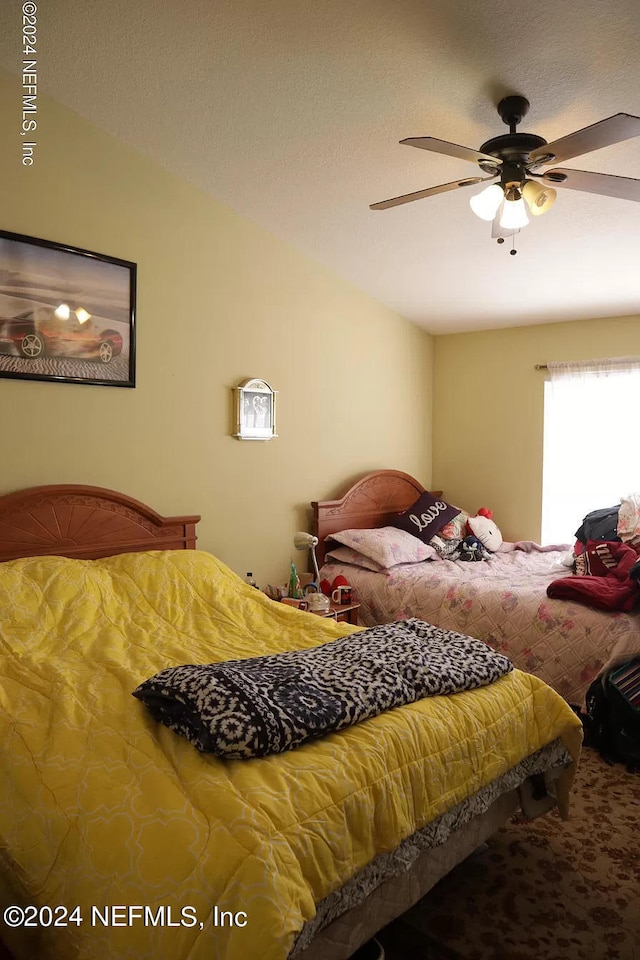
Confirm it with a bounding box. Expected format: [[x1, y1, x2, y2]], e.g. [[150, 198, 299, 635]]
[[0, 484, 200, 562], [313, 469, 441, 565]]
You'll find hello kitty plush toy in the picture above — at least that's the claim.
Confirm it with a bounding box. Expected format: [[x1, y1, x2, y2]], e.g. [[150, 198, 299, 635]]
[[467, 507, 503, 552]]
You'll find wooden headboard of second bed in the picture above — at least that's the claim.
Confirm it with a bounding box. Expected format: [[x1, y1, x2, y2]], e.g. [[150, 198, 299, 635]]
[[313, 469, 441, 566]]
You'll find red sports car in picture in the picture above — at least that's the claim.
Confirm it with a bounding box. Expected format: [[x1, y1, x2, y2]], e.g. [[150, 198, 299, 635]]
[[0, 309, 123, 364]]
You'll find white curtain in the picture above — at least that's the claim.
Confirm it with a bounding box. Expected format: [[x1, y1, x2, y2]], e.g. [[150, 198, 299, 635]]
[[541, 357, 640, 545]]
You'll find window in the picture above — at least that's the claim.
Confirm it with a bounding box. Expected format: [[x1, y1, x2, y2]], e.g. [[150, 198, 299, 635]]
[[541, 358, 640, 545]]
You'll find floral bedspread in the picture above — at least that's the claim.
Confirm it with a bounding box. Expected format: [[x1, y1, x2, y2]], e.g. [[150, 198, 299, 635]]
[[321, 548, 640, 705]]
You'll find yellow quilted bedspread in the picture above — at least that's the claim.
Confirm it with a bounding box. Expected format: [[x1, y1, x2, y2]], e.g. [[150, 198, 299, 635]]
[[0, 551, 582, 960]]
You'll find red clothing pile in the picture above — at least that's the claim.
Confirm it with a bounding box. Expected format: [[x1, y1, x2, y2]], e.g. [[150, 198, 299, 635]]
[[547, 540, 640, 611]]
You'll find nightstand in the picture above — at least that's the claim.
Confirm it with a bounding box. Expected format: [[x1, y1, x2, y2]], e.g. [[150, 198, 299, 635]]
[[314, 600, 361, 625]]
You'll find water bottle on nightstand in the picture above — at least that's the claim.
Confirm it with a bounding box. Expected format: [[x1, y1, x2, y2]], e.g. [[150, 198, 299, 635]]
[[244, 572, 258, 589]]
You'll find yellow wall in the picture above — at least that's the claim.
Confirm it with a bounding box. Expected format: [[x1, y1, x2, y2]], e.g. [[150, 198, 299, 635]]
[[433, 315, 640, 542], [0, 70, 433, 586]]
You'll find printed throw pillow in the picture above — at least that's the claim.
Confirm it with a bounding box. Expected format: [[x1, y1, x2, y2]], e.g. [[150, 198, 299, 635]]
[[327, 526, 437, 568], [429, 534, 462, 560], [391, 492, 460, 545], [438, 510, 470, 541]]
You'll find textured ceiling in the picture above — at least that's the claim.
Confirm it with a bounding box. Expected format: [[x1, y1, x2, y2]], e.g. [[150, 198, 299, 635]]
[[2, 0, 640, 333]]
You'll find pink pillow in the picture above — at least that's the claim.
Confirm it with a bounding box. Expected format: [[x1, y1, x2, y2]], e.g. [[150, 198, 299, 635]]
[[327, 526, 438, 569], [438, 510, 470, 541], [324, 546, 387, 572]]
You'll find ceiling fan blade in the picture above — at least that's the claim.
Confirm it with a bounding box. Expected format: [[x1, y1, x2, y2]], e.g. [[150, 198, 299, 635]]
[[530, 113, 640, 165], [370, 176, 494, 210], [401, 137, 501, 168], [541, 167, 640, 202]]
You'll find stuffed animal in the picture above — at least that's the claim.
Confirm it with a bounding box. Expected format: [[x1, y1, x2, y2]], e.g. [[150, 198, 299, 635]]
[[457, 534, 491, 562], [320, 574, 350, 597], [467, 508, 503, 552]]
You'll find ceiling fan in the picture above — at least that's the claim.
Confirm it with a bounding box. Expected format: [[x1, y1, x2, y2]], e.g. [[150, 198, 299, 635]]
[[370, 96, 640, 251]]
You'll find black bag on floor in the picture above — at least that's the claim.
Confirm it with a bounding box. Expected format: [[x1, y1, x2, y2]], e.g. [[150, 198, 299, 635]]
[[583, 659, 640, 772]]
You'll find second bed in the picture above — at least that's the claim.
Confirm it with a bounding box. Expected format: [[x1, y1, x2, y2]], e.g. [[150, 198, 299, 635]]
[[314, 470, 639, 706]]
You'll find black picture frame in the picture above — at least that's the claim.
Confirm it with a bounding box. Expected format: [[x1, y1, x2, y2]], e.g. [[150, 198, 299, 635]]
[[0, 230, 137, 388]]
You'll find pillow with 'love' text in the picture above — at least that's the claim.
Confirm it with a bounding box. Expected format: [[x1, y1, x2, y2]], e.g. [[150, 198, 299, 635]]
[[392, 492, 461, 545]]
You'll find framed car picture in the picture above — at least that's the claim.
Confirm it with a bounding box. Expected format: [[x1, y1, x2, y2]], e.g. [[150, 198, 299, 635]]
[[0, 230, 136, 388], [233, 378, 278, 440]]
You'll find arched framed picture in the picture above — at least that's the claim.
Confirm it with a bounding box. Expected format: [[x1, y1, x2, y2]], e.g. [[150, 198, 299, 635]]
[[233, 378, 278, 440]]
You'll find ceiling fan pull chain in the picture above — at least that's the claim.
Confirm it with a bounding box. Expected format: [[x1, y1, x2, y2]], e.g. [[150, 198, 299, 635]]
[[496, 233, 518, 254]]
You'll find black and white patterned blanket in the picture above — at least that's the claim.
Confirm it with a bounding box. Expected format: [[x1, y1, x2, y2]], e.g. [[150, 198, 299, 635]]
[[133, 619, 513, 759]]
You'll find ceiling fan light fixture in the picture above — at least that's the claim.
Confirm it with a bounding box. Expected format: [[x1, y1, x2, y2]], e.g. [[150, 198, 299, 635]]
[[522, 180, 557, 216], [370, 99, 640, 244], [500, 195, 529, 230], [469, 183, 504, 221]]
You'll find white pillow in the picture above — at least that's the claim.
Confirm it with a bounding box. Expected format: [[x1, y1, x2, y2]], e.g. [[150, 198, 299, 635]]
[[327, 526, 438, 568], [467, 514, 503, 552]]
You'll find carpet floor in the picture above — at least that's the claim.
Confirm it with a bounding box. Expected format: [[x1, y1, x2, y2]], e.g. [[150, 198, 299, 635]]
[[378, 747, 640, 960]]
